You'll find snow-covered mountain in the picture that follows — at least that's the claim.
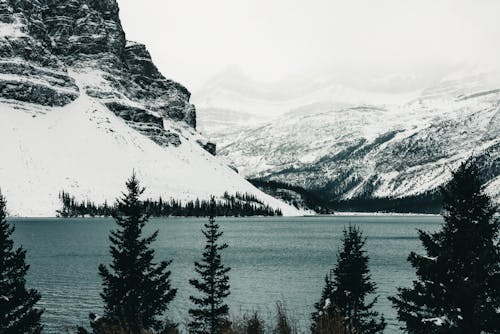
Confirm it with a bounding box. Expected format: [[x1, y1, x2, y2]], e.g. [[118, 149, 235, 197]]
[[196, 68, 500, 205], [194, 67, 427, 134], [0, 0, 300, 216]]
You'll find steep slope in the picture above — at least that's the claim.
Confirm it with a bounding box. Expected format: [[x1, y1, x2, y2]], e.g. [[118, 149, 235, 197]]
[[0, 0, 301, 216], [198, 70, 500, 206]]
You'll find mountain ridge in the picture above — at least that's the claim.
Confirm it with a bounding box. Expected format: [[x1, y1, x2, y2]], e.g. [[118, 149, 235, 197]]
[[197, 68, 500, 209], [0, 0, 301, 216]]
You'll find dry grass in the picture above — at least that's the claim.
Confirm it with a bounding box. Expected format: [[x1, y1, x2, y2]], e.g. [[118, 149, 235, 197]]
[[72, 301, 348, 334], [313, 310, 345, 334]]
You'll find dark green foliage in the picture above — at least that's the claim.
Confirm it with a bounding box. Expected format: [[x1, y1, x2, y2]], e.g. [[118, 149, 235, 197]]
[[222, 192, 264, 205], [77, 313, 179, 334], [311, 275, 335, 333], [247, 178, 332, 214], [144, 192, 281, 217], [312, 225, 385, 334], [0, 191, 43, 334], [57, 191, 114, 218], [57, 191, 282, 218], [389, 159, 500, 333], [241, 311, 265, 334], [224, 310, 265, 334], [250, 177, 443, 214], [311, 290, 345, 334], [189, 203, 231, 334], [332, 191, 442, 214], [97, 174, 177, 332]]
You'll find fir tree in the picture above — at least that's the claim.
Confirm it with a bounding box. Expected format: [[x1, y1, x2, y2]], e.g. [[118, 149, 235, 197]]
[[315, 225, 385, 334], [97, 174, 177, 332], [188, 200, 231, 334], [389, 159, 500, 333], [0, 191, 43, 334]]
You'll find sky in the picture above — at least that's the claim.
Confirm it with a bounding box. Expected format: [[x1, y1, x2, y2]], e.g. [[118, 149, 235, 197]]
[[117, 0, 500, 92]]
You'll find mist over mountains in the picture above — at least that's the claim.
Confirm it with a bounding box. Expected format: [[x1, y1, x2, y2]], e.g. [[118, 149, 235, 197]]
[[196, 66, 500, 210]]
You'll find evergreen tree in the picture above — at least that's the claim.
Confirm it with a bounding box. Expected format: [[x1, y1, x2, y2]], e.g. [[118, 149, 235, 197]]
[[97, 174, 177, 332], [314, 225, 385, 334], [0, 191, 43, 334], [389, 159, 500, 333], [188, 200, 231, 334]]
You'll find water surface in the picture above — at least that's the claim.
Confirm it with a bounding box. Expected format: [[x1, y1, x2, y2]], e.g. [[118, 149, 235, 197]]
[[11, 216, 442, 333]]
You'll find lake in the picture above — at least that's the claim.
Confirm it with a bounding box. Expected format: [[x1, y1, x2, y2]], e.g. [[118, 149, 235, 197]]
[[10, 216, 442, 333]]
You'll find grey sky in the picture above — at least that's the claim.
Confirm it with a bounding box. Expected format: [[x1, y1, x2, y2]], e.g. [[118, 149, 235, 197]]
[[118, 0, 500, 92]]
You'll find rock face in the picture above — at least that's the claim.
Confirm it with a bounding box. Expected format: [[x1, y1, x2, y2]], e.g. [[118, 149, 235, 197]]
[[0, 0, 196, 146], [0, 0, 302, 217]]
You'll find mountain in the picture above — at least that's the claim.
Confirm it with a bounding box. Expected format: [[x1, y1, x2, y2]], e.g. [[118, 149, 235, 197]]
[[194, 67, 427, 135], [196, 67, 500, 210], [0, 0, 300, 217]]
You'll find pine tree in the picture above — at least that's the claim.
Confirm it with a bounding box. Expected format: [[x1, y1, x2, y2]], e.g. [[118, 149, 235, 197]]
[[320, 225, 385, 334], [389, 159, 500, 333], [97, 174, 177, 332], [0, 191, 43, 334], [188, 200, 231, 334]]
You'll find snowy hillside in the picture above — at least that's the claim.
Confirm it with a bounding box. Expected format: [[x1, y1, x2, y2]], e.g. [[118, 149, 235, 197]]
[[197, 68, 500, 205], [194, 67, 421, 135], [0, 0, 300, 217]]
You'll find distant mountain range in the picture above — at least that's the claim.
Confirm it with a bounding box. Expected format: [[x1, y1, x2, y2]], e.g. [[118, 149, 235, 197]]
[[195, 67, 500, 212], [0, 0, 299, 216]]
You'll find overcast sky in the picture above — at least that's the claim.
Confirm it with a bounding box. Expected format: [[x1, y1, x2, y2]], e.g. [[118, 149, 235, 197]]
[[118, 0, 500, 92]]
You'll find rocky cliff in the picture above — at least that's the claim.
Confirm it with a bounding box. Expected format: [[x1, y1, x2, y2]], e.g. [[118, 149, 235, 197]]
[[0, 0, 300, 216], [0, 0, 195, 146]]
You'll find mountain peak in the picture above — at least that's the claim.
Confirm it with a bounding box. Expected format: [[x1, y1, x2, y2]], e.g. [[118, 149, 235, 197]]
[[0, 0, 300, 216], [0, 0, 196, 129]]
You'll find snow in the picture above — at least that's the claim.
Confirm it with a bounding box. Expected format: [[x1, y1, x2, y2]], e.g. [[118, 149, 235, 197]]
[[299, 153, 317, 164], [125, 40, 141, 48], [197, 69, 500, 203], [323, 298, 331, 310], [0, 68, 302, 217], [0, 17, 27, 39], [0, 73, 76, 94], [194, 67, 421, 130], [485, 176, 500, 204], [422, 316, 447, 326]]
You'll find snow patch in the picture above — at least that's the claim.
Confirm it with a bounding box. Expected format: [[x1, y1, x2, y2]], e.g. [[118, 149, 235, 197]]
[[0, 68, 302, 217], [0, 16, 27, 39]]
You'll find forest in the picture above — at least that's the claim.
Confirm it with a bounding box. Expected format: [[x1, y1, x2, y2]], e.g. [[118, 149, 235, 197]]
[[1, 160, 499, 334], [56, 191, 282, 218]]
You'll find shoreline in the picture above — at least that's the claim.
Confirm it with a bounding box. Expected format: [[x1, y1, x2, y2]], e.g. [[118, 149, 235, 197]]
[[310, 212, 440, 217], [8, 211, 442, 219]]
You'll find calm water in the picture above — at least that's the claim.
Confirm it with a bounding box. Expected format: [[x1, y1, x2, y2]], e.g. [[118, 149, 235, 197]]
[[10, 216, 442, 333]]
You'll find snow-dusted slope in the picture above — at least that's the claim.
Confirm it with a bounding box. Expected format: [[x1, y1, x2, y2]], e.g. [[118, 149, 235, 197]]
[[0, 89, 298, 216], [198, 69, 500, 203], [0, 0, 301, 216], [194, 67, 421, 135]]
